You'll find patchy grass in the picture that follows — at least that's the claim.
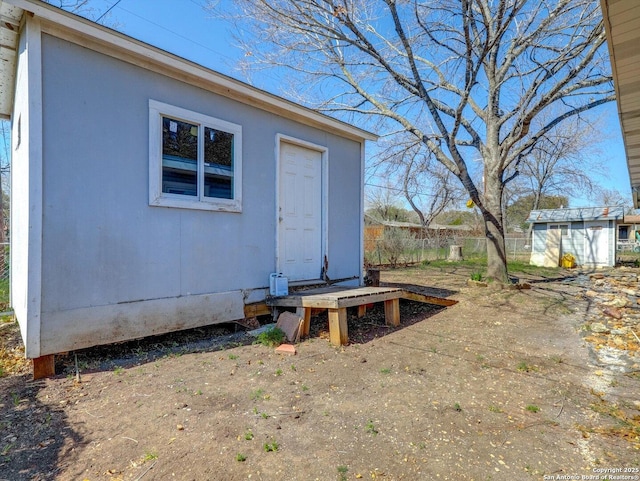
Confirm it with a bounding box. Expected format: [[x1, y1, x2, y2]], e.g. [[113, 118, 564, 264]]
[[470, 271, 484, 281], [254, 327, 286, 348], [421, 258, 488, 270], [142, 451, 158, 462], [585, 398, 640, 448], [517, 361, 537, 373], [263, 440, 279, 452], [365, 420, 378, 435], [0, 278, 9, 312], [418, 257, 561, 278], [505, 260, 559, 277], [250, 388, 265, 401]]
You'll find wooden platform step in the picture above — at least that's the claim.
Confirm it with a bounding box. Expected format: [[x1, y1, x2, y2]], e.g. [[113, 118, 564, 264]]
[[399, 289, 458, 307], [266, 285, 457, 346]]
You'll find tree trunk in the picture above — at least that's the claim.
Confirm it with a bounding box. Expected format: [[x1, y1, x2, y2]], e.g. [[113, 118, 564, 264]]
[[483, 171, 509, 283]]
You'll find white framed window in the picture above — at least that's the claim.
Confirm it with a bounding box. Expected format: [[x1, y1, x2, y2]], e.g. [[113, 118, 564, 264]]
[[149, 100, 242, 212], [549, 223, 570, 236]]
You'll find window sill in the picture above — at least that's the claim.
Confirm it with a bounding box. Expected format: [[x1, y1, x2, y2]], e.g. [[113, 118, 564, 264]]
[[149, 195, 242, 213]]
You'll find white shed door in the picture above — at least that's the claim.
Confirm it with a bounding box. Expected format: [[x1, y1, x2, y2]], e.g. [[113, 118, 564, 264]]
[[278, 142, 322, 281], [584, 221, 609, 265]]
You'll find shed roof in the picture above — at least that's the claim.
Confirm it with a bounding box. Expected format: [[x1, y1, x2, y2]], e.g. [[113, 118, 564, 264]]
[[0, 0, 377, 142], [526, 206, 625, 224]]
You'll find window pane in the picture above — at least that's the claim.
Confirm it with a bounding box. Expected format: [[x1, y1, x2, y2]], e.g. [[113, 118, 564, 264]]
[[204, 127, 234, 199], [162, 116, 198, 196]]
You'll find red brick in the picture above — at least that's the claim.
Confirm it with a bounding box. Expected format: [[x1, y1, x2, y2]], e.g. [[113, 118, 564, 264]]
[[275, 344, 297, 355]]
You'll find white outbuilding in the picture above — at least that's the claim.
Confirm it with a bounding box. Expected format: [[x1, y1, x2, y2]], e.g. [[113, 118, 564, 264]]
[[526, 206, 625, 268]]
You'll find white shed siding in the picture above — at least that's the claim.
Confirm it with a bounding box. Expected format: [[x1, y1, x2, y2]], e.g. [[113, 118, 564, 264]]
[[10, 18, 43, 358], [608, 219, 617, 266], [530, 223, 584, 266], [563, 222, 585, 265], [530, 220, 616, 267], [531, 223, 545, 252]]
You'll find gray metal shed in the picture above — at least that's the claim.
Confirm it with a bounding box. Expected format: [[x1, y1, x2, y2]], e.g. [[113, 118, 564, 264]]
[[526, 206, 625, 267]]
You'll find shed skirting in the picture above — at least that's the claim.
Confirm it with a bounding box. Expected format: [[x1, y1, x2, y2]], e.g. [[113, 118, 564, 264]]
[[38, 290, 246, 356]]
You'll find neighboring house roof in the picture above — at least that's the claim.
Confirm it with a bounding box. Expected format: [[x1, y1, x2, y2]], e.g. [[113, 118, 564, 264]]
[[600, 0, 640, 208], [364, 215, 472, 231], [526, 206, 625, 223], [369, 219, 423, 229], [428, 223, 473, 232], [622, 215, 640, 224], [0, 0, 377, 142]]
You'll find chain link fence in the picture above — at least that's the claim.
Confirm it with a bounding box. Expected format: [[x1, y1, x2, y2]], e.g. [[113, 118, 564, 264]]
[[1, 242, 8, 278], [365, 228, 531, 267], [0, 242, 8, 312]]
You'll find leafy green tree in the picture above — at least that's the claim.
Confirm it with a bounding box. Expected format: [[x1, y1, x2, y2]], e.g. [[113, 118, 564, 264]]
[[507, 194, 568, 232]]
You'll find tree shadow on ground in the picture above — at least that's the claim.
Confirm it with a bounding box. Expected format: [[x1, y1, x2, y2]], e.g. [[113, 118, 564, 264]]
[[0, 327, 82, 481], [54, 323, 252, 376]]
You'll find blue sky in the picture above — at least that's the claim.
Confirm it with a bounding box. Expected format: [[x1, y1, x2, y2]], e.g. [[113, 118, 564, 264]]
[[32, 1, 636, 208], [81, 0, 241, 78]]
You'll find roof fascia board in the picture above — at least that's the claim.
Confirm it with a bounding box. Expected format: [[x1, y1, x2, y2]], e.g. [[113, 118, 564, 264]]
[[6, 0, 377, 142], [0, 1, 24, 118], [599, 0, 637, 207]]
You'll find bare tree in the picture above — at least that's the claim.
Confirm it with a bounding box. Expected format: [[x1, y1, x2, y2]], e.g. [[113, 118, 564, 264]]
[[222, 0, 614, 282], [595, 187, 632, 211], [42, 0, 120, 25], [364, 181, 414, 223], [507, 118, 605, 239], [374, 134, 464, 227]]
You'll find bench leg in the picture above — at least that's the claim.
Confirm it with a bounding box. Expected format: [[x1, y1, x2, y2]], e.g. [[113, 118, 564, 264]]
[[33, 354, 55, 380], [328, 307, 348, 346], [357, 305, 367, 318], [384, 298, 400, 327], [296, 307, 312, 337]]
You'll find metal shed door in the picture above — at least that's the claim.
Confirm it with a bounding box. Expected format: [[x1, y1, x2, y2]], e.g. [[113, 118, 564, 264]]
[[278, 142, 322, 281], [584, 221, 609, 265]]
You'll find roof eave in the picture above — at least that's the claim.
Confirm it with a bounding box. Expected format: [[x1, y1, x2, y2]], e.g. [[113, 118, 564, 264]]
[[0, 0, 378, 142], [599, 0, 640, 208], [0, 0, 24, 118]]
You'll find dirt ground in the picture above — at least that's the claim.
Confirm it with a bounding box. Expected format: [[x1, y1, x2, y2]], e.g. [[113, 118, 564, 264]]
[[1, 265, 639, 481]]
